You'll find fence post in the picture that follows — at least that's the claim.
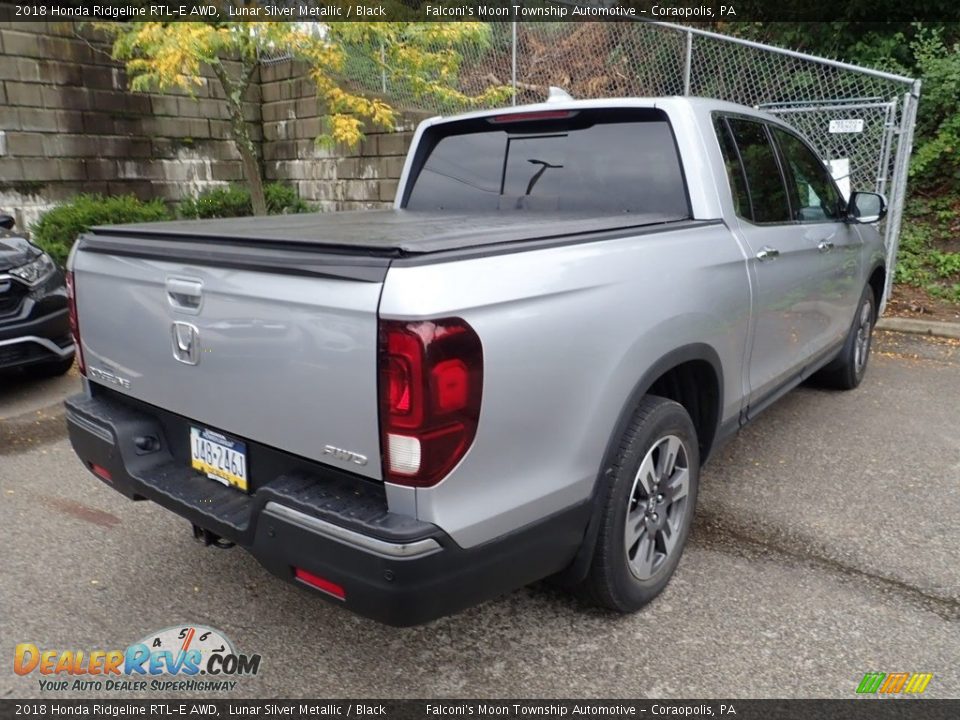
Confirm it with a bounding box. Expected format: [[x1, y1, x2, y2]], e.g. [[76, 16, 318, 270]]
[[511, 20, 518, 105], [682, 31, 693, 96], [882, 78, 922, 311]]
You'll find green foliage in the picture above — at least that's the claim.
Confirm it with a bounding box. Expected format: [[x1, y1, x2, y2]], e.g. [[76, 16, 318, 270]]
[[893, 219, 933, 287], [177, 183, 311, 219], [895, 197, 960, 302], [177, 185, 250, 219], [31, 194, 170, 266], [930, 250, 960, 280], [100, 21, 510, 149], [906, 25, 960, 188], [264, 183, 311, 215]]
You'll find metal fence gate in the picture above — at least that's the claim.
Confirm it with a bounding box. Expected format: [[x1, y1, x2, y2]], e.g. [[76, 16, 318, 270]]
[[336, 17, 921, 309]]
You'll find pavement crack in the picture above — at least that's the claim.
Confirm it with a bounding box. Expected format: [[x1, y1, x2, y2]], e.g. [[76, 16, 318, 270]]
[[692, 510, 960, 622]]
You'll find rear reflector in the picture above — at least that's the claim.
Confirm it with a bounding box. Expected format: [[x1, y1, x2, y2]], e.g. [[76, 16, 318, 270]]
[[294, 568, 345, 600], [90, 463, 112, 482]]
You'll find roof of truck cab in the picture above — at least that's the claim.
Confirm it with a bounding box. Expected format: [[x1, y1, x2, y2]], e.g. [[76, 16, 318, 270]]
[[421, 95, 793, 128]]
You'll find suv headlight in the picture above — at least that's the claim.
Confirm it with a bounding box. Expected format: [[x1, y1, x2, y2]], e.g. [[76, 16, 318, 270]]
[[9, 253, 56, 286]]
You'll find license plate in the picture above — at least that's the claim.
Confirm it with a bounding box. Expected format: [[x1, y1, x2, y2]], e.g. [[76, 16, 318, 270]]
[[190, 427, 248, 492]]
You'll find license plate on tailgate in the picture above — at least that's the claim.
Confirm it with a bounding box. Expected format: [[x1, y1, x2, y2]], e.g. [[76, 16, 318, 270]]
[[190, 427, 248, 491]]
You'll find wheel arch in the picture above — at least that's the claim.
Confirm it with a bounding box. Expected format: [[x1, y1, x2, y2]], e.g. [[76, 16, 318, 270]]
[[556, 342, 724, 586], [599, 341, 724, 473]]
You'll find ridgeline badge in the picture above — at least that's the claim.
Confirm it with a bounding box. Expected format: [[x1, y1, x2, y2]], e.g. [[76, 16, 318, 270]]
[[14, 625, 261, 693]]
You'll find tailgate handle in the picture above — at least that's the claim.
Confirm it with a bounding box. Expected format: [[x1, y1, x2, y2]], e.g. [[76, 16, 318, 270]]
[[166, 277, 203, 313]]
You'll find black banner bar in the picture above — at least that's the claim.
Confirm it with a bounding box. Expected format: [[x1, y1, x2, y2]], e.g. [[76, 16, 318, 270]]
[[1, 700, 959, 720], [1, 0, 960, 23]]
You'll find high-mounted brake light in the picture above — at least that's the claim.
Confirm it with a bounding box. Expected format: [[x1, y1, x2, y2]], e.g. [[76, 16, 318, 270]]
[[378, 318, 483, 487], [66, 270, 85, 376], [489, 110, 577, 123]]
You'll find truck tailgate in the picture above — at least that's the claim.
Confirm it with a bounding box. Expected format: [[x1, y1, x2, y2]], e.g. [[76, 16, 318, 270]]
[[72, 245, 384, 482]]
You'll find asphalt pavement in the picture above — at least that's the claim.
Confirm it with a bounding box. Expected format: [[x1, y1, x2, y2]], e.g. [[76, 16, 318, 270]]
[[0, 331, 957, 699], [0, 368, 80, 453]]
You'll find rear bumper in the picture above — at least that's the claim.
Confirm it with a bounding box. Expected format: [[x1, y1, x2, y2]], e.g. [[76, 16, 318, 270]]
[[65, 389, 590, 626], [0, 308, 74, 370]]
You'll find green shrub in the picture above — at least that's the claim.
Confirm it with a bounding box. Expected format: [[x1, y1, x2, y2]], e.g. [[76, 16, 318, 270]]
[[895, 197, 960, 305], [31, 194, 170, 266], [907, 26, 960, 189], [178, 185, 251, 219], [178, 183, 311, 219], [930, 250, 960, 279], [265, 183, 311, 215], [893, 220, 933, 287]]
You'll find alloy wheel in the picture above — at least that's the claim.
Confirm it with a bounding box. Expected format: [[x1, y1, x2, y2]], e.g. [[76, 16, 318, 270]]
[[854, 301, 873, 375], [623, 434, 691, 580]]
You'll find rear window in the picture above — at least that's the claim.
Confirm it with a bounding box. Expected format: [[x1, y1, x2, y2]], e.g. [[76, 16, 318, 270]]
[[404, 109, 690, 216]]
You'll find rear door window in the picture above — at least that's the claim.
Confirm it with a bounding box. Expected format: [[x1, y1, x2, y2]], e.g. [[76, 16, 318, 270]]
[[725, 118, 791, 224], [405, 110, 690, 217], [714, 118, 752, 219]]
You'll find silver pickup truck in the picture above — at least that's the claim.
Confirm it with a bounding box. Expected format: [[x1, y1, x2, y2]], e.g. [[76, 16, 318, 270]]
[[65, 96, 888, 625]]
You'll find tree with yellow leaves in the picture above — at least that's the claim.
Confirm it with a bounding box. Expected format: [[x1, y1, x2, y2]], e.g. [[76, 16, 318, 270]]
[[99, 20, 510, 215]]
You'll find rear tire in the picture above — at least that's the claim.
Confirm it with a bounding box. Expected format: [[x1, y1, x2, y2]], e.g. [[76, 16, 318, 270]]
[[576, 395, 699, 613], [817, 285, 876, 390]]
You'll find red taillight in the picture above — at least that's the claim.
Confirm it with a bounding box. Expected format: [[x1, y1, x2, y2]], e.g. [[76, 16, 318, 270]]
[[66, 270, 85, 375], [90, 463, 112, 482], [378, 318, 483, 487], [294, 567, 345, 600]]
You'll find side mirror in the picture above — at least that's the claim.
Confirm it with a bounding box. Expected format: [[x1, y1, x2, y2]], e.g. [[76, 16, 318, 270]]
[[0, 214, 14, 230], [847, 192, 886, 224]]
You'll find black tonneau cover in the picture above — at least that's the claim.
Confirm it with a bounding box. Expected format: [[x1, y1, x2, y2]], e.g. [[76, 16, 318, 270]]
[[89, 210, 686, 256]]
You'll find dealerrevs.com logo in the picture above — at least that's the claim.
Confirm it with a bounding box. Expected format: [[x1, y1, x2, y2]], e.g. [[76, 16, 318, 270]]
[[14, 625, 261, 693]]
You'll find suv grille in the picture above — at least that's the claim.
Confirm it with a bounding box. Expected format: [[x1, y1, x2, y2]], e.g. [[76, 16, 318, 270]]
[[0, 342, 50, 366]]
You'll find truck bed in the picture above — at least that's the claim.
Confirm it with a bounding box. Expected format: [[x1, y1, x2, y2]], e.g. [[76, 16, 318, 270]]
[[87, 210, 688, 256]]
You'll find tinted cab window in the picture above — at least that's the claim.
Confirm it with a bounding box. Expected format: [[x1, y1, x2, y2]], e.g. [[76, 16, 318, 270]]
[[406, 110, 690, 217], [714, 118, 751, 219]]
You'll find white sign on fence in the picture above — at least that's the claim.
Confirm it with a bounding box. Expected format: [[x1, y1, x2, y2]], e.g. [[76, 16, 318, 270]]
[[829, 119, 865, 134]]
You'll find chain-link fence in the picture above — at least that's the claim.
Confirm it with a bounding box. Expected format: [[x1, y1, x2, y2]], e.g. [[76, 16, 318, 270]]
[[263, 14, 920, 306]]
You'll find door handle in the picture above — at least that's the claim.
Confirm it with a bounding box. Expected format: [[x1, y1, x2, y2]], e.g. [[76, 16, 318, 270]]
[[818, 241, 835, 253], [166, 277, 203, 313], [756, 246, 780, 262]]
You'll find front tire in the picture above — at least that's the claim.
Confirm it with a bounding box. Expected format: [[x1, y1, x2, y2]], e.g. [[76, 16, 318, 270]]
[[817, 285, 876, 390], [577, 395, 699, 613]]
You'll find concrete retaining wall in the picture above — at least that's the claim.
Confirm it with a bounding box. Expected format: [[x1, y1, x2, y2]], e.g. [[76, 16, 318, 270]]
[[259, 59, 424, 212], [0, 16, 420, 229]]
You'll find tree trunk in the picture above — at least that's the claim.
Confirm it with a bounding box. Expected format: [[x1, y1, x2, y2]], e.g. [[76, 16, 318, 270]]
[[213, 62, 267, 216], [234, 120, 267, 216]]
